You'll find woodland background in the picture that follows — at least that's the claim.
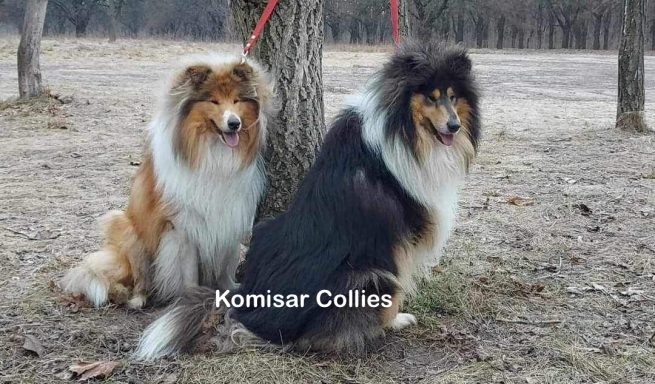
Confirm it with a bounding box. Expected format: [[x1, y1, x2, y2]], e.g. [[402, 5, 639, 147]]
[[2, 0, 655, 50]]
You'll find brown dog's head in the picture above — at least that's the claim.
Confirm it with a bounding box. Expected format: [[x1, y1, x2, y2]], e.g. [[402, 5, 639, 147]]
[[168, 57, 274, 168]]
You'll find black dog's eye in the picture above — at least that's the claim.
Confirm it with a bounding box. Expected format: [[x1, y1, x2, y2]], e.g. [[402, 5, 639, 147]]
[[210, 100, 220, 105]]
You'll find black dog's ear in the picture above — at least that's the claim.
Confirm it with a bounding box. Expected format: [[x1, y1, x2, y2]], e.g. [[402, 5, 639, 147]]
[[181, 65, 212, 88], [446, 50, 472, 75], [233, 62, 254, 81]]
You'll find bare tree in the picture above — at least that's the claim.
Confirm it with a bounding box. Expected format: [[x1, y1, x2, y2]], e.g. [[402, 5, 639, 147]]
[[230, 0, 326, 218], [616, 0, 648, 132], [50, 0, 104, 37], [18, 0, 48, 99], [548, 0, 585, 49], [107, 0, 125, 42]]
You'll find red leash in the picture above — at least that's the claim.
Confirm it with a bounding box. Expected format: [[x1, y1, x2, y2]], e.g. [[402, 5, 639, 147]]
[[390, 0, 400, 47], [242, 0, 279, 57]]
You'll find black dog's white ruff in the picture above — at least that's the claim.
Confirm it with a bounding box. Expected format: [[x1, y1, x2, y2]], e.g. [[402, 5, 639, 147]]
[[136, 40, 481, 359]]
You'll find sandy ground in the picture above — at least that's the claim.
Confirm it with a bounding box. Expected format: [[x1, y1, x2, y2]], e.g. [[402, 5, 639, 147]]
[[0, 37, 654, 383]]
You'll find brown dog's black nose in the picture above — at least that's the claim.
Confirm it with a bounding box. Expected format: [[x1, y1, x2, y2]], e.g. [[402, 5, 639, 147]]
[[227, 116, 241, 131], [447, 120, 460, 133]]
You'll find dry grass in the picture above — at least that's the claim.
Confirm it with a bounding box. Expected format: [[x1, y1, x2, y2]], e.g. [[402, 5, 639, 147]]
[[1, 37, 654, 383]]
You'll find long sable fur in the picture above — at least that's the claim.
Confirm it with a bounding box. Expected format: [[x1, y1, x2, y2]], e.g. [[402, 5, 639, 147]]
[[135, 41, 481, 360]]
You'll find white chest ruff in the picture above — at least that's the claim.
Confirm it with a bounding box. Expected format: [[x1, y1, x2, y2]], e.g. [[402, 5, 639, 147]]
[[148, 117, 265, 291]]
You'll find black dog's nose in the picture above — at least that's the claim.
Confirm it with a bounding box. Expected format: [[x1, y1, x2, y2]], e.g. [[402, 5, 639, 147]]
[[227, 116, 241, 131], [447, 121, 460, 133]]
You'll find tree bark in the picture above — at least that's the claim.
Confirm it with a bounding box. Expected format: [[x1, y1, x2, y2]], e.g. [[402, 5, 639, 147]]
[[603, 9, 612, 49], [474, 16, 485, 48], [18, 0, 48, 99], [75, 19, 89, 37], [496, 16, 505, 49], [349, 18, 361, 44], [651, 19, 655, 50], [581, 20, 588, 49], [593, 12, 603, 50], [548, 13, 555, 49], [330, 21, 341, 42], [518, 27, 525, 49], [231, 0, 326, 218], [616, 0, 648, 132], [561, 25, 571, 48], [108, 0, 124, 43], [399, 0, 411, 38], [455, 13, 465, 43], [536, 7, 544, 49]]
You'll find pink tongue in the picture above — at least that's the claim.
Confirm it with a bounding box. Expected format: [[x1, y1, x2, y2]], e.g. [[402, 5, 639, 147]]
[[223, 132, 240, 148], [439, 133, 454, 146]]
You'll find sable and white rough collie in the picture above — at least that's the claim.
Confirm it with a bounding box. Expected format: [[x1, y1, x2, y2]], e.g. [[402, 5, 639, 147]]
[[60, 54, 275, 309], [136, 41, 480, 359]]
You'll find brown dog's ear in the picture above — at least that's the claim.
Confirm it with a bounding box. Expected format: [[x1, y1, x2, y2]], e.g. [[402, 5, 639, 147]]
[[182, 65, 211, 88], [232, 63, 254, 81]]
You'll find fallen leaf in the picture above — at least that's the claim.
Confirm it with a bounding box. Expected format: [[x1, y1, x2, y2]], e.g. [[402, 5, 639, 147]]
[[159, 373, 179, 384], [55, 371, 74, 380], [22, 334, 45, 357], [507, 196, 534, 206], [620, 287, 644, 297], [573, 203, 592, 216], [566, 287, 584, 295], [69, 360, 120, 381]]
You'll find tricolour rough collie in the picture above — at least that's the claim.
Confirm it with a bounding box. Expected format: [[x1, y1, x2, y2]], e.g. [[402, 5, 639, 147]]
[[136, 41, 480, 359], [60, 54, 275, 309]]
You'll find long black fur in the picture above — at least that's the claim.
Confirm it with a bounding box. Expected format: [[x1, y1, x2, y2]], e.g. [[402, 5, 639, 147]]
[[136, 41, 481, 358], [377, 41, 480, 152]]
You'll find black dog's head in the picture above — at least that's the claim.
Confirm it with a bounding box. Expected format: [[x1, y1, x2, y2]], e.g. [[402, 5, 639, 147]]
[[373, 41, 480, 163]]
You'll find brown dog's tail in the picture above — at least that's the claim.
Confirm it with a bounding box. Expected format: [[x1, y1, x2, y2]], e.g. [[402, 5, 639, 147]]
[[134, 287, 233, 360], [60, 211, 133, 307]]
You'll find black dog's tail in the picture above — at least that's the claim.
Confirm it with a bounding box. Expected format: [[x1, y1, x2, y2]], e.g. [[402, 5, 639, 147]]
[[134, 287, 229, 360]]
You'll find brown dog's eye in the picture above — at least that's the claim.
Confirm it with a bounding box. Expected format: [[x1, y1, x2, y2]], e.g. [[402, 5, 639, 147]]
[[211, 100, 220, 105], [234, 99, 240, 104]]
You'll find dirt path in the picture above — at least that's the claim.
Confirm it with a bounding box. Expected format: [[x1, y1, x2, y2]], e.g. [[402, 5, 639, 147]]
[[1, 38, 654, 383]]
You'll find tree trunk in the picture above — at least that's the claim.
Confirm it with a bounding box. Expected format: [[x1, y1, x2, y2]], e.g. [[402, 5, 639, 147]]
[[399, 0, 411, 38], [603, 10, 612, 49], [561, 25, 571, 48], [496, 16, 505, 49], [230, 0, 326, 218], [650, 19, 655, 50], [364, 21, 376, 44], [593, 13, 603, 49], [108, 1, 123, 43], [576, 20, 587, 49], [349, 18, 361, 44], [474, 16, 485, 48], [455, 13, 464, 43], [18, 0, 48, 99], [518, 27, 525, 49], [548, 13, 555, 49], [75, 18, 89, 37], [330, 21, 341, 42], [616, 0, 648, 132]]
